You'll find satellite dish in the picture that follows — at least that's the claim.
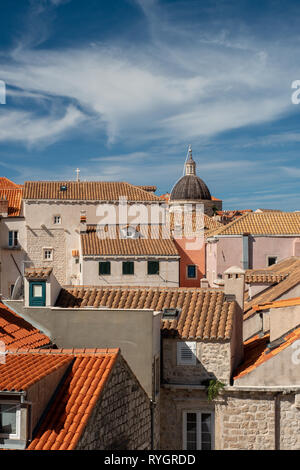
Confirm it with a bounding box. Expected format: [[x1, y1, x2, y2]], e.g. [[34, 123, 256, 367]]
[[11, 275, 24, 300]]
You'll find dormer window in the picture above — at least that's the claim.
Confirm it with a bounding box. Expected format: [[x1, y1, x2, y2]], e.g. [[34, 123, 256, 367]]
[[0, 402, 21, 439], [120, 226, 139, 239]]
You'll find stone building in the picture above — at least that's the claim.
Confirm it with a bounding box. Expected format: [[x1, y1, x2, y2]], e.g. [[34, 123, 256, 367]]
[[0, 348, 151, 450], [0, 178, 26, 298]]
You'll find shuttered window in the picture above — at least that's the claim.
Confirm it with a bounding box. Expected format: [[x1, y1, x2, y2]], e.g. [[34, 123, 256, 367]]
[[99, 261, 111, 275], [177, 341, 197, 365], [122, 261, 134, 275]]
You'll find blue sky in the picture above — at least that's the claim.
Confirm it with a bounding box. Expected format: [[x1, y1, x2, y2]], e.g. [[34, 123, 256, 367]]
[[0, 0, 300, 210]]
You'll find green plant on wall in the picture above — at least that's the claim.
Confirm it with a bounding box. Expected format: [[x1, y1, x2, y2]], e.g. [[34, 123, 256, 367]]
[[207, 379, 225, 401]]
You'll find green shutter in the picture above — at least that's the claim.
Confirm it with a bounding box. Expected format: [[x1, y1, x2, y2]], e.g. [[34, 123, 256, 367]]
[[148, 261, 159, 275], [99, 261, 111, 275], [122, 261, 134, 275]]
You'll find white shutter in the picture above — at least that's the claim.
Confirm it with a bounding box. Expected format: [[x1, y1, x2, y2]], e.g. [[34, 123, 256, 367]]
[[177, 341, 197, 365]]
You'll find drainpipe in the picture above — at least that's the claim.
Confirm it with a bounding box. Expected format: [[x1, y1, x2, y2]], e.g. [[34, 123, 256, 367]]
[[274, 392, 281, 450], [242, 233, 249, 270]]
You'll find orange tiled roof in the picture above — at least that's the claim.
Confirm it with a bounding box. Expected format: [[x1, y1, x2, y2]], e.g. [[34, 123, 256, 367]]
[[81, 225, 179, 257], [23, 181, 161, 202], [245, 270, 288, 284], [24, 267, 53, 279], [234, 326, 300, 380], [0, 351, 71, 391], [0, 302, 50, 350], [209, 211, 300, 236], [0, 177, 21, 189], [27, 348, 118, 450], [253, 297, 300, 311], [0, 177, 23, 217], [244, 257, 300, 319], [55, 286, 236, 341], [136, 185, 157, 193]]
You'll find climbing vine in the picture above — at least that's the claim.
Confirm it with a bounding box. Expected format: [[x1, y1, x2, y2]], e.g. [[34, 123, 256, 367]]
[[207, 379, 225, 401]]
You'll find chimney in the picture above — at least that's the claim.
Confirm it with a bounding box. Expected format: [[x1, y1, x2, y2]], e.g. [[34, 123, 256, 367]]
[[200, 277, 209, 288], [224, 266, 245, 312], [224, 266, 246, 375], [80, 210, 87, 233], [0, 197, 8, 217]]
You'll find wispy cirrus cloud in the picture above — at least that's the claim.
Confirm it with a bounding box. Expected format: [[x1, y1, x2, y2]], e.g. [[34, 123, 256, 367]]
[[0, 0, 299, 149]]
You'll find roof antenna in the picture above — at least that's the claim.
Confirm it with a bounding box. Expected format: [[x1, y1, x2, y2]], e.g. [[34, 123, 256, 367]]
[[75, 168, 80, 182]]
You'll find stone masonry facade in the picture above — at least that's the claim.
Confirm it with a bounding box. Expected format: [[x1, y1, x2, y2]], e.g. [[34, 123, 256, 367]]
[[162, 338, 232, 386], [160, 388, 300, 450], [77, 355, 152, 450], [26, 227, 66, 284]]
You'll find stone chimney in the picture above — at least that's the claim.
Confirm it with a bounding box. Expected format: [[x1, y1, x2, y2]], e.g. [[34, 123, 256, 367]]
[[200, 277, 209, 288], [224, 266, 246, 373], [224, 266, 245, 312], [0, 198, 8, 217]]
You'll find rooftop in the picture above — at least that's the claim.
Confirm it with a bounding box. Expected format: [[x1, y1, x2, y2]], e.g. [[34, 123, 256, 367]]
[[23, 181, 162, 202], [55, 286, 236, 341], [0, 178, 23, 217], [0, 302, 50, 350], [244, 257, 300, 319], [233, 326, 300, 380], [81, 225, 179, 257], [208, 211, 300, 236], [0, 348, 119, 450]]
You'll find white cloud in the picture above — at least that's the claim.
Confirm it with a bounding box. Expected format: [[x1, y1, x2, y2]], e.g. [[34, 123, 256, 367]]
[[0, 0, 298, 148], [0, 105, 83, 145]]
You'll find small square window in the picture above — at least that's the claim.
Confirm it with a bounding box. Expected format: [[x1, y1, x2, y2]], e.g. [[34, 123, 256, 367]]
[[53, 215, 61, 224], [43, 248, 53, 260], [99, 261, 111, 275], [148, 261, 159, 275], [267, 256, 277, 267], [122, 261, 134, 275], [187, 265, 197, 279]]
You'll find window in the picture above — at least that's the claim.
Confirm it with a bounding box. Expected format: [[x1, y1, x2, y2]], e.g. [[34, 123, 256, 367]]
[[99, 261, 111, 275], [0, 402, 20, 439], [29, 281, 46, 307], [53, 215, 61, 224], [183, 411, 214, 450], [177, 341, 197, 365], [187, 265, 196, 279], [267, 256, 277, 267], [43, 248, 53, 261], [148, 261, 159, 275], [8, 231, 18, 247], [122, 261, 134, 275]]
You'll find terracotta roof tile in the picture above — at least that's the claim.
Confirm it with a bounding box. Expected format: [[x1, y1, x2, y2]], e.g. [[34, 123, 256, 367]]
[[209, 212, 300, 236], [244, 257, 300, 319], [81, 225, 178, 256], [23, 181, 161, 202], [0, 302, 50, 350], [55, 286, 236, 341], [24, 267, 53, 279], [234, 326, 300, 380], [26, 349, 118, 450], [0, 177, 22, 217], [253, 296, 300, 311]]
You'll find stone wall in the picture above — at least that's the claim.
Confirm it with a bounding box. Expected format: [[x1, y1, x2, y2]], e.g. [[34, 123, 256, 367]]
[[26, 227, 66, 284], [162, 338, 231, 385], [77, 354, 152, 450], [160, 388, 300, 450]]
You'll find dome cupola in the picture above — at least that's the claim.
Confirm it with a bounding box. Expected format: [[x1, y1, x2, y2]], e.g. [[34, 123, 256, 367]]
[[170, 146, 211, 202]]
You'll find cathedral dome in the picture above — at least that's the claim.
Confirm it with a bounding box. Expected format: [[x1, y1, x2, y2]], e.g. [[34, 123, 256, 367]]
[[170, 146, 211, 201], [170, 174, 211, 201]]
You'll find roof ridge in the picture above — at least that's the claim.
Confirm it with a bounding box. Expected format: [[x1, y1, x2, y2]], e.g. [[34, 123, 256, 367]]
[[4, 347, 120, 356]]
